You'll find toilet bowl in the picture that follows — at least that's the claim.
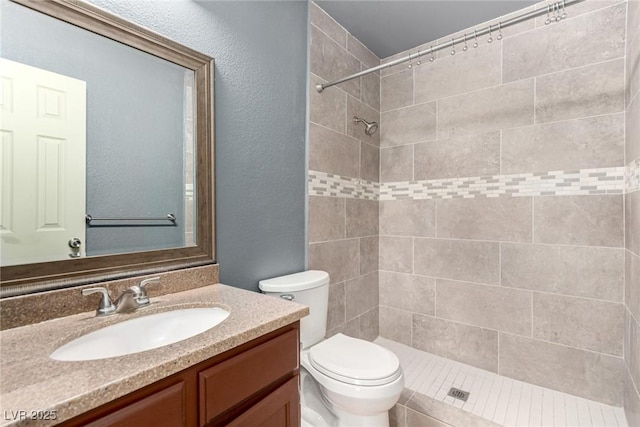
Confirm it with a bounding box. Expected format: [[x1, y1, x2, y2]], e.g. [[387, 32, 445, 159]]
[[259, 270, 404, 427], [302, 333, 404, 426]]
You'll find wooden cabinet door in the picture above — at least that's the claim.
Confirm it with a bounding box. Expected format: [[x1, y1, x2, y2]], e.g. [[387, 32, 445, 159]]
[[225, 377, 300, 427]]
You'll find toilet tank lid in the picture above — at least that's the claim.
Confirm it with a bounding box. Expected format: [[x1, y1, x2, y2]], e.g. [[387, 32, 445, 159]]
[[258, 270, 329, 292]]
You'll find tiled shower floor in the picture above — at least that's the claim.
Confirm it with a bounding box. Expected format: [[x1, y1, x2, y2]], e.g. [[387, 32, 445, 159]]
[[375, 338, 628, 427]]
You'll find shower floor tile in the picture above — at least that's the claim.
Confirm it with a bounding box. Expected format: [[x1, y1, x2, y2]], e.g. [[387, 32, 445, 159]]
[[375, 338, 628, 427]]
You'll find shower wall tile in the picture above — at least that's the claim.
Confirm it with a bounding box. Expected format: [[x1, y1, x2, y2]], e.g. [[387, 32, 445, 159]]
[[501, 243, 624, 302], [360, 236, 379, 275], [347, 95, 380, 146], [380, 145, 414, 182], [347, 33, 380, 69], [503, 3, 625, 82], [533, 195, 624, 247], [310, 25, 360, 98], [626, 250, 640, 320], [629, 0, 640, 44], [379, 236, 413, 273], [413, 42, 501, 104], [413, 131, 500, 180], [438, 5, 536, 53], [501, 113, 625, 174], [379, 305, 412, 345], [627, 93, 640, 163], [309, 123, 360, 178], [627, 191, 640, 255], [308, 3, 381, 342], [624, 366, 640, 427], [628, 25, 640, 108], [429, 6, 536, 63], [380, 48, 419, 77], [379, 271, 435, 316], [412, 314, 499, 373], [360, 141, 380, 182], [345, 272, 379, 319], [308, 238, 360, 284], [308, 195, 345, 243], [414, 238, 500, 285], [437, 80, 534, 138], [625, 309, 631, 383], [381, 69, 414, 112], [309, 1, 633, 406], [327, 317, 360, 340], [379, 199, 436, 237], [533, 293, 624, 356], [362, 71, 380, 111], [310, 2, 346, 48], [535, 58, 625, 123], [436, 279, 532, 336], [359, 306, 380, 341], [327, 282, 346, 330], [309, 74, 346, 133], [381, 102, 437, 147], [534, 0, 625, 27], [435, 197, 532, 243], [498, 333, 623, 405], [346, 198, 378, 238], [625, 310, 640, 390]]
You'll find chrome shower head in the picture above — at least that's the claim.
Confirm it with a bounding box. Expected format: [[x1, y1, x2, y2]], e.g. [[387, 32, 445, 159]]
[[353, 116, 378, 136]]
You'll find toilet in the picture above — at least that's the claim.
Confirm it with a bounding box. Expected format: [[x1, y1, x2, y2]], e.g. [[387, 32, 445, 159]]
[[259, 270, 404, 427]]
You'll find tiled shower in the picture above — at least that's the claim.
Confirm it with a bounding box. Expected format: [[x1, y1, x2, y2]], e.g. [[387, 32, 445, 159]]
[[307, 0, 640, 426]]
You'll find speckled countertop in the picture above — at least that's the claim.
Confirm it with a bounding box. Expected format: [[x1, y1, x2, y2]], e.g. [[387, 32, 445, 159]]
[[0, 284, 309, 426]]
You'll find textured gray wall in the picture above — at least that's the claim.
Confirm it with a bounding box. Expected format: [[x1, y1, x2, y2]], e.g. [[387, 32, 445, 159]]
[[84, 0, 309, 290], [0, 0, 186, 256]]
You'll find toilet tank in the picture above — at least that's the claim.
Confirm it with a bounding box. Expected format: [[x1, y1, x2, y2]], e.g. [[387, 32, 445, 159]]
[[258, 270, 329, 349]]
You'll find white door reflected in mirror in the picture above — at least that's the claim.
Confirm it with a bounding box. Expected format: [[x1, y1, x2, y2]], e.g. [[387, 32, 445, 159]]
[[0, 58, 86, 266]]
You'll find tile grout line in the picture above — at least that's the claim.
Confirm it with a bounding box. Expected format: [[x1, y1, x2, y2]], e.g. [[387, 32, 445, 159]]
[[497, 330, 501, 375], [377, 110, 625, 148], [380, 56, 624, 116], [310, 21, 381, 82], [379, 304, 626, 359], [380, 275, 624, 313]]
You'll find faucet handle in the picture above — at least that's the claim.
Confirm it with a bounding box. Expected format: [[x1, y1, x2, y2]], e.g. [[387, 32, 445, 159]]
[[137, 277, 160, 305], [82, 287, 116, 316]]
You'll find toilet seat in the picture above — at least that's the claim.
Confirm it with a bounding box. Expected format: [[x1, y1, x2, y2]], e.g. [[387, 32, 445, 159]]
[[309, 334, 402, 386]]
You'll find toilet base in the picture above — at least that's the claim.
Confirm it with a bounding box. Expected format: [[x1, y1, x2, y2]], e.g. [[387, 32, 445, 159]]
[[329, 405, 389, 427]]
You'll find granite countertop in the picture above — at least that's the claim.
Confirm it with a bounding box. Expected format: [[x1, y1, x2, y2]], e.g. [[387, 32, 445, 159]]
[[0, 284, 309, 426]]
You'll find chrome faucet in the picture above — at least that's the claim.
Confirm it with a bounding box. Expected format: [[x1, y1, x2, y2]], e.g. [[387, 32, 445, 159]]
[[82, 277, 160, 316]]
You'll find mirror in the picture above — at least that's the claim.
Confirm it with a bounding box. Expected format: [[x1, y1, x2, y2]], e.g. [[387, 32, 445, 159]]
[[0, 0, 215, 296]]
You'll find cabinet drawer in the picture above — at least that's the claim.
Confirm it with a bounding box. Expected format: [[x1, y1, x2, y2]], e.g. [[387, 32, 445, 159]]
[[199, 328, 298, 425], [84, 381, 186, 427]]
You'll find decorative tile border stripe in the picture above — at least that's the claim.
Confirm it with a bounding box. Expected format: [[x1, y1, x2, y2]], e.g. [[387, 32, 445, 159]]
[[308, 167, 626, 200], [380, 167, 625, 200], [308, 171, 379, 200], [626, 158, 640, 193]]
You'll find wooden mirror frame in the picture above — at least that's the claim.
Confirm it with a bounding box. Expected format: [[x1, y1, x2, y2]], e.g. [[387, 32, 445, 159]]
[[0, 0, 215, 296]]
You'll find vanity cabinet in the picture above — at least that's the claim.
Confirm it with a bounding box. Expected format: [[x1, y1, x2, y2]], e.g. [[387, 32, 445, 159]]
[[59, 323, 300, 427]]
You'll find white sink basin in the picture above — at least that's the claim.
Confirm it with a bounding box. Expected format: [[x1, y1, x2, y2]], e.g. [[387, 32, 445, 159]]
[[50, 307, 230, 361]]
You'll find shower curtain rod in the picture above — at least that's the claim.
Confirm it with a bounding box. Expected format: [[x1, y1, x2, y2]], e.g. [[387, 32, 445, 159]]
[[316, 0, 586, 93]]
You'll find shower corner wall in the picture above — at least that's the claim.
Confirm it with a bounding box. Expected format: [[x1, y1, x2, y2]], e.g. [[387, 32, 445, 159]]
[[375, 0, 631, 412], [306, 2, 381, 341], [624, 0, 640, 425], [306, 0, 640, 422]]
